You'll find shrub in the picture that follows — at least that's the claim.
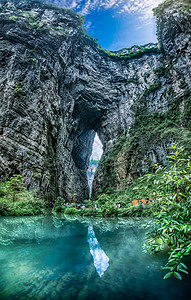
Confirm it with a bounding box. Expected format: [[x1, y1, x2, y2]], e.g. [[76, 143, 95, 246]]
[[97, 194, 111, 205], [52, 197, 66, 213], [0, 197, 45, 216], [102, 201, 118, 217], [143, 144, 191, 280], [8, 16, 18, 21], [64, 207, 79, 215], [80, 208, 101, 217], [7, 175, 25, 202], [0, 176, 45, 216], [14, 82, 23, 96]]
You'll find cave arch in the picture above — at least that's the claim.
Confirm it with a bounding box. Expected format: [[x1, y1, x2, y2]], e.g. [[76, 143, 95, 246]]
[[0, 0, 189, 204]]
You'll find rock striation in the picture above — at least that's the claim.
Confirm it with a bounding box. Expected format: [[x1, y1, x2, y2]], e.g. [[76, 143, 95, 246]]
[[0, 0, 190, 201]]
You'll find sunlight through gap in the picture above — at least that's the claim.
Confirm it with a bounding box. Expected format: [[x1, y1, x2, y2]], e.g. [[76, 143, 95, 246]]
[[87, 133, 103, 196]]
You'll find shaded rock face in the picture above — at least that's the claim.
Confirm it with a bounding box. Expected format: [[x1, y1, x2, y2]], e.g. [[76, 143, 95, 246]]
[[0, 0, 190, 201], [92, 0, 191, 196]]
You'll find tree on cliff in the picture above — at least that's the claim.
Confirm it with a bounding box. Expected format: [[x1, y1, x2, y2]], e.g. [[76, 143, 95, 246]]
[[7, 175, 25, 202]]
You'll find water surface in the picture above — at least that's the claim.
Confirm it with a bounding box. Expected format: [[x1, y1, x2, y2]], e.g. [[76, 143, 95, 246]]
[[0, 216, 190, 300]]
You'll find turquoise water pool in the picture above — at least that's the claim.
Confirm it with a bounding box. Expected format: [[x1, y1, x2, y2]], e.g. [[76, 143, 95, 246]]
[[0, 216, 190, 299]]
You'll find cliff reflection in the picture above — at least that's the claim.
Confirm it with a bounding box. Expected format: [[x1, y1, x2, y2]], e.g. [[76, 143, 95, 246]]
[[87, 225, 109, 277]]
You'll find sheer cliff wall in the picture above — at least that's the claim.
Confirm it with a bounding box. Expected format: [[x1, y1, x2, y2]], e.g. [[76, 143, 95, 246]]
[[0, 0, 190, 201]]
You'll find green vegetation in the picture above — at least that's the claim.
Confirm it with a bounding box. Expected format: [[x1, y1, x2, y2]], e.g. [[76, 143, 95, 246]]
[[28, 49, 37, 53], [2, 0, 160, 63], [143, 144, 191, 280], [154, 65, 169, 77], [52, 182, 155, 218], [153, 0, 191, 49], [98, 82, 191, 193], [0, 148, 190, 280], [0, 175, 45, 216], [140, 80, 161, 103], [81, 39, 160, 62], [153, 0, 191, 17], [7, 4, 16, 10], [8, 16, 18, 21], [1, 0, 83, 37], [179, 78, 187, 89], [126, 77, 139, 84], [96, 46, 160, 62], [153, 0, 175, 17], [25, 57, 36, 63], [7, 175, 25, 202], [14, 82, 23, 96]]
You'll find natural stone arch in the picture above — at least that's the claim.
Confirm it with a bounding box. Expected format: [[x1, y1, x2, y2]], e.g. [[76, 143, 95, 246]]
[[0, 0, 190, 203]]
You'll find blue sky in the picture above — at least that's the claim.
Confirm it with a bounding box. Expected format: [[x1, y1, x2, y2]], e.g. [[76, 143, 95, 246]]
[[90, 133, 103, 161], [48, 0, 164, 50]]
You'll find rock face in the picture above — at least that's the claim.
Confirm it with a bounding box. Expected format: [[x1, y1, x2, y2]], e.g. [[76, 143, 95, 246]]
[[0, 0, 190, 201]]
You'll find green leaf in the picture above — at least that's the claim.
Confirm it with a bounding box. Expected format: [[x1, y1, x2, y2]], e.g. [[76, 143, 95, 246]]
[[163, 272, 173, 279], [179, 263, 188, 270], [157, 238, 163, 244], [178, 269, 188, 275], [173, 272, 182, 280]]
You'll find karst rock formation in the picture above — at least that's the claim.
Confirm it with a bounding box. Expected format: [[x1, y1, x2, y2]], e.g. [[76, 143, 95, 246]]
[[0, 0, 190, 201]]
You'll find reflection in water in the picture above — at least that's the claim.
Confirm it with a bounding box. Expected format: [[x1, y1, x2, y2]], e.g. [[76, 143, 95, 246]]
[[87, 225, 109, 277], [0, 216, 190, 300]]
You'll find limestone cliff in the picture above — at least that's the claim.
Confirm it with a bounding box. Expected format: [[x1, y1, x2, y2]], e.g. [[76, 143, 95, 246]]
[[0, 0, 190, 201], [93, 0, 191, 196]]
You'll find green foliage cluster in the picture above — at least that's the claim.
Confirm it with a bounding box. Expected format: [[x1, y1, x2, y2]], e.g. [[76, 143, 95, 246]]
[[153, 0, 191, 17], [98, 85, 191, 193], [126, 77, 139, 84], [25, 57, 36, 63], [153, 0, 175, 17], [96, 45, 160, 63], [28, 49, 37, 53], [139, 80, 161, 104], [52, 191, 155, 218], [52, 201, 153, 218], [153, 0, 191, 48], [182, 92, 191, 130], [8, 15, 18, 21], [143, 144, 191, 280], [7, 4, 16, 10], [0, 175, 45, 216], [89, 159, 99, 168], [154, 65, 169, 77], [65, 207, 79, 215], [98, 135, 127, 190], [14, 81, 23, 96], [95, 176, 158, 217], [52, 197, 66, 213], [7, 175, 25, 202], [179, 78, 186, 89], [1, 0, 84, 37]]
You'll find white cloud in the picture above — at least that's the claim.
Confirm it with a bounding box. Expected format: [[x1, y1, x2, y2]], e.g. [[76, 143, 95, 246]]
[[84, 20, 92, 30], [90, 133, 103, 161], [80, 0, 92, 15], [118, 0, 163, 20], [51, 0, 164, 19], [70, 0, 78, 9]]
